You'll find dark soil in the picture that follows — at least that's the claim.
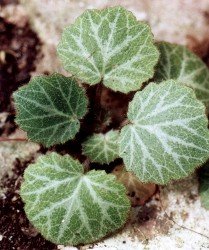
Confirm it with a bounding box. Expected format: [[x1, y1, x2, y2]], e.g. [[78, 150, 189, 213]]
[[0, 159, 58, 250], [0, 0, 18, 6], [0, 15, 41, 135]]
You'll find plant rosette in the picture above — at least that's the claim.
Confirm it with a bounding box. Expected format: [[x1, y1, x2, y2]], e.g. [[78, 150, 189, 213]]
[[13, 6, 209, 246]]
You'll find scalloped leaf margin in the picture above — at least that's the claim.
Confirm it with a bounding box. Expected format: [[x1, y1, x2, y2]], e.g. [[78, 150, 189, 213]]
[[57, 6, 159, 93], [21, 153, 130, 245], [154, 42, 209, 108], [13, 74, 88, 147], [119, 80, 209, 184], [82, 130, 119, 164]]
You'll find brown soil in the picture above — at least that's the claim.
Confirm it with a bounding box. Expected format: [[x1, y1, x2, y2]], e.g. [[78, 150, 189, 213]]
[[0, 15, 41, 136], [0, 0, 18, 6]]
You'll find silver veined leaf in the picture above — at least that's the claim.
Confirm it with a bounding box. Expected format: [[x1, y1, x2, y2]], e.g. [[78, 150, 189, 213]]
[[13, 74, 88, 147], [82, 130, 119, 164], [119, 80, 209, 184], [155, 42, 209, 108], [21, 153, 130, 245], [57, 6, 159, 93]]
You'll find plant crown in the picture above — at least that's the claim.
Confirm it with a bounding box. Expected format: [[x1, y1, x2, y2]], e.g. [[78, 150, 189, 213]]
[[13, 6, 209, 246]]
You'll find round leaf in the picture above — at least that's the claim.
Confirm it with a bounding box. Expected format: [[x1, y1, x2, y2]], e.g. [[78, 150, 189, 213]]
[[21, 153, 130, 245], [154, 42, 209, 108], [82, 130, 119, 164], [119, 80, 209, 184], [57, 6, 159, 93], [13, 74, 88, 147]]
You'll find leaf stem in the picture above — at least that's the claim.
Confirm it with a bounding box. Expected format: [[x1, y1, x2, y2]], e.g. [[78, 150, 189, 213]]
[[96, 83, 103, 105], [120, 119, 130, 128], [83, 157, 91, 172]]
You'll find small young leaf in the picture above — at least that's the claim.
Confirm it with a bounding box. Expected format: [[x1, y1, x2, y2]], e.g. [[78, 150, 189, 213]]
[[21, 153, 130, 246], [154, 42, 209, 108], [119, 80, 209, 184], [199, 163, 209, 210], [82, 130, 119, 164], [13, 74, 88, 147], [57, 6, 159, 93]]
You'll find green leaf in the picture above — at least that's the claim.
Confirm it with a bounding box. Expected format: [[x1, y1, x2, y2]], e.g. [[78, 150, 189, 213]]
[[21, 153, 130, 245], [154, 42, 209, 108], [82, 130, 119, 164], [119, 80, 209, 184], [199, 163, 209, 210], [13, 74, 88, 147], [57, 6, 159, 93]]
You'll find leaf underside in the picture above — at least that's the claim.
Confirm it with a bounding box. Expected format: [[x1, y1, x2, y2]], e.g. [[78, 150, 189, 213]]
[[21, 153, 130, 245], [119, 80, 209, 184], [199, 163, 209, 210], [154, 42, 209, 108], [13, 74, 88, 147], [57, 6, 159, 93], [82, 130, 119, 164]]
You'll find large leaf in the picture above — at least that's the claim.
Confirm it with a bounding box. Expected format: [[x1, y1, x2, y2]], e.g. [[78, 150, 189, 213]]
[[57, 6, 159, 93], [154, 42, 209, 108], [13, 74, 88, 147], [119, 80, 209, 184], [21, 153, 130, 245], [82, 130, 119, 164], [199, 163, 209, 210]]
